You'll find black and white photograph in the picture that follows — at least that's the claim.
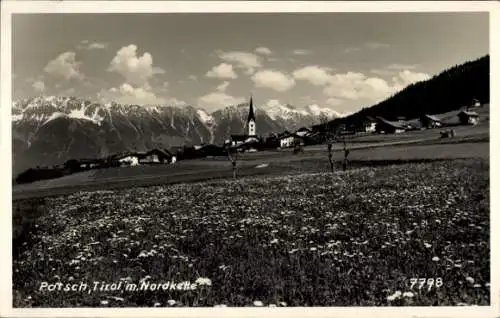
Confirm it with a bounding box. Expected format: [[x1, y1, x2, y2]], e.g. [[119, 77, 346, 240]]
[[1, 1, 499, 317]]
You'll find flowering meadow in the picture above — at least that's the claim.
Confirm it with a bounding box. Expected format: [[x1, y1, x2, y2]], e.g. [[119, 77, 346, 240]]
[[13, 159, 489, 307]]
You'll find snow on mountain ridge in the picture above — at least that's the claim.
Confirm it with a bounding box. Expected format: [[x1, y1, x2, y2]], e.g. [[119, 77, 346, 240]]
[[306, 104, 349, 118], [197, 109, 214, 124]]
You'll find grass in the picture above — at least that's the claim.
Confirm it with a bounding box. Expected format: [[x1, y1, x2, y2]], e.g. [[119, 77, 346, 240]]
[[13, 158, 490, 307], [13, 140, 488, 201]]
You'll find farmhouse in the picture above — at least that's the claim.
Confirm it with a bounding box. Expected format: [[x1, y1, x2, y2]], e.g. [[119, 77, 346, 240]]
[[118, 154, 140, 166], [375, 117, 406, 134], [139, 149, 175, 164], [457, 110, 480, 125], [295, 127, 313, 137], [419, 114, 442, 128], [230, 96, 259, 147], [76, 159, 104, 169], [278, 132, 304, 148], [279, 133, 295, 148], [361, 117, 377, 133]]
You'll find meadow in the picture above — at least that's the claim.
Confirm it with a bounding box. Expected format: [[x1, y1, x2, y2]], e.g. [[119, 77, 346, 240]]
[[13, 158, 490, 307], [12, 140, 488, 200]]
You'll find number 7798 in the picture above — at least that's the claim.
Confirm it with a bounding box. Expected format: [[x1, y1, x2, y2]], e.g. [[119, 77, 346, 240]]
[[409, 278, 443, 291]]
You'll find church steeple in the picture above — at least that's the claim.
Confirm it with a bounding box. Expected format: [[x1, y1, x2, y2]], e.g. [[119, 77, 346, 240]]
[[247, 95, 256, 136], [247, 95, 256, 123]]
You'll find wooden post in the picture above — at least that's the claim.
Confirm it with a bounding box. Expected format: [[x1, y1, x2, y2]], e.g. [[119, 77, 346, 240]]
[[342, 137, 350, 171], [226, 145, 238, 179], [327, 140, 334, 172]]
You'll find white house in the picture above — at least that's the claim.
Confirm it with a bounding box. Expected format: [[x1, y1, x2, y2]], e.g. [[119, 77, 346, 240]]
[[119, 155, 139, 166], [280, 136, 295, 148]]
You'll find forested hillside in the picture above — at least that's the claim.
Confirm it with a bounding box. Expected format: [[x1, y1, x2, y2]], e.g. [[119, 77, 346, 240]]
[[316, 55, 490, 131]]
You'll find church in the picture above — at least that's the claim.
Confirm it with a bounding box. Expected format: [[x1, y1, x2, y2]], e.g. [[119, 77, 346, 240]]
[[229, 96, 260, 147]]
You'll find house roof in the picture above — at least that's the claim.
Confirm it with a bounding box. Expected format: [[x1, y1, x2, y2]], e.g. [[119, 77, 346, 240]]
[[151, 148, 173, 157], [375, 117, 406, 129], [278, 132, 304, 140], [422, 114, 441, 122], [295, 130, 311, 137], [296, 127, 312, 132], [78, 158, 104, 164], [458, 110, 479, 117]]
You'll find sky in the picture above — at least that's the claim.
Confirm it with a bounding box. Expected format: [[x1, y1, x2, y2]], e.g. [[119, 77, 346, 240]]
[[12, 12, 489, 114]]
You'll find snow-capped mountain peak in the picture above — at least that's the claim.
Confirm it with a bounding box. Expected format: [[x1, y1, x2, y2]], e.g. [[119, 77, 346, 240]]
[[306, 104, 349, 118], [196, 109, 215, 124]]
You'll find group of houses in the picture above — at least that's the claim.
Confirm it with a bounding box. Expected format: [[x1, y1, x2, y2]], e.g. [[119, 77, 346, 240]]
[[224, 96, 484, 152], [108, 148, 177, 167], [226, 96, 319, 151], [61, 148, 177, 172]]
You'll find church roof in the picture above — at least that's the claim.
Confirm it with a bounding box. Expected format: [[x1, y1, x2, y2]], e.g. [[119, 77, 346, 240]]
[[247, 96, 256, 122]]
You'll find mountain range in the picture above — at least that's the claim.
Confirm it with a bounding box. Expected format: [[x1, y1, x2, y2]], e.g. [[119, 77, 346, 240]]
[[12, 54, 490, 174], [12, 97, 338, 173]]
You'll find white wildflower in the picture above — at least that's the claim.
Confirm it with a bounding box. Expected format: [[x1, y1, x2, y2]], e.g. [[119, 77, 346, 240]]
[[403, 291, 414, 298], [195, 277, 212, 286]]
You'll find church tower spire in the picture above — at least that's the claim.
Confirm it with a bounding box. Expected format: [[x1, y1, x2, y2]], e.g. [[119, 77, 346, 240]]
[[247, 95, 256, 136]]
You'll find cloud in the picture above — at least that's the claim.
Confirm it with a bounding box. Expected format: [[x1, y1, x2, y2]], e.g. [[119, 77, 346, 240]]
[[198, 92, 246, 111], [108, 44, 164, 87], [216, 50, 262, 73], [98, 83, 171, 105], [393, 70, 430, 88], [344, 42, 390, 54], [63, 87, 76, 96], [387, 63, 419, 70], [255, 47, 272, 55], [188, 75, 198, 81], [251, 69, 295, 92], [77, 40, 108, 50], [44, 51, 83, 80], [323, 72, 392, 101], [32, 80, 45, 93], [293, 65, 335, 86], [370, 69, 394, 76], [205, 63, 238, 79], [344, 47, 361, 54], [364, 42, 390, 49], [323, 70, 430, 103], [292, 49, 311, 55], [217, 81, 230, 92], [325, 97, 342, 106]]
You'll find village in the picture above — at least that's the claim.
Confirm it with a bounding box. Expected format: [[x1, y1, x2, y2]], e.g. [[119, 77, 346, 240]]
[[14, 96, 485, 185]]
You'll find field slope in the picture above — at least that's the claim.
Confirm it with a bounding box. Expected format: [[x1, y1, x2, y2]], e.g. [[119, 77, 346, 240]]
[[13, 158, 489, 307]]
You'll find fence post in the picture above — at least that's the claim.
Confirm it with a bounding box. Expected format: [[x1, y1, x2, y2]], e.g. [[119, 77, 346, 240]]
[[226, 145, 238, 179], [327, 141, 334, 172], [342, 137, 350, 171]]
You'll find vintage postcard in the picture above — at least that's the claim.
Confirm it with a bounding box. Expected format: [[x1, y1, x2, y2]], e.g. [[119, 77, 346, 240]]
[[1, 1, 498, 318]]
